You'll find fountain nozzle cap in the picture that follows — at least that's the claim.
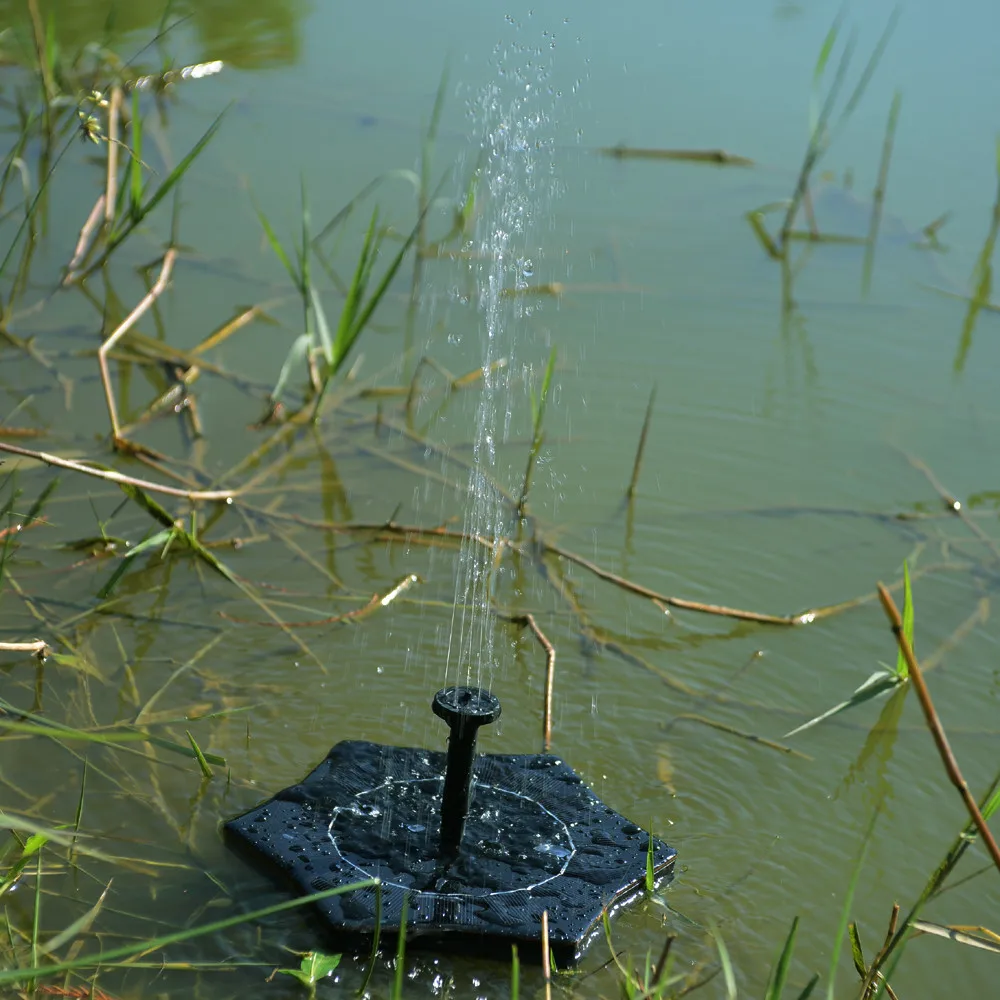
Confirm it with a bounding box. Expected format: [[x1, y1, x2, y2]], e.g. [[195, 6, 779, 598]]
[[432, 686, 501, 729]]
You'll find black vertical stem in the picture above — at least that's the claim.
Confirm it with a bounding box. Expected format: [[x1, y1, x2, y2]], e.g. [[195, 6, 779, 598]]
[[432, 686, 501, 860]]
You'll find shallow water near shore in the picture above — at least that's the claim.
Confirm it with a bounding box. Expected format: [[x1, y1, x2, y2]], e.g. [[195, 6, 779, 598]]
[[2, 1, 1000, 997]]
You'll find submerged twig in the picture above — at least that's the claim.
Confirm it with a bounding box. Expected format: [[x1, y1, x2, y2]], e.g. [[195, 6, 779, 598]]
[[0, 441, 235, 502], [877, 583, 1000, 877], [547, 542, 803, 625], [598, 146, 753, 166], [668, 713, 811, 759], [904, 451, 1000, 561], [626, 384, 656, 500], [923, 597, 990, 674]]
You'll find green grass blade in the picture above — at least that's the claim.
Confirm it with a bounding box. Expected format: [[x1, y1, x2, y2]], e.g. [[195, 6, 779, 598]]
[[254, 200, 300, 289], [98, 107, 227, 266], [343, 207, 426, 362], [300, 175, 311, 307], [357, 879, 382, 997], [794, 973, 820, 1000], [848, 922, 866, 978], [332, 207, 378, 365], [136, 107, 226, 222], [391, 893, 409, 1000], [764, 916, 799, 1000], [0, 878, 378, 986], [96, 527, 174, 599], [117, 481, 176, 528], [41, 881, 111, 955], [983, 783, 1000, 822], [22, 475, 58, 529], [785, 671, 901, 738], [896, 560, 913, 679], [810, 14, 843, 136], [511, 945, 520, 1000], [31, 847, 42, 978], [826, 808, 880, 1000], [0, 717, 227, 766], [534, 347, 556, 447], [271, 331, 313, 403], [70, 758, 87, 861], [707, 921, 736, 1000], [0, 833, 47, 900], [185, 730, 213, 779], [129, 88, 143, 221], [645, 826, 655, 893], [310, 284, 333, 367], [839, 9, 901, 125]]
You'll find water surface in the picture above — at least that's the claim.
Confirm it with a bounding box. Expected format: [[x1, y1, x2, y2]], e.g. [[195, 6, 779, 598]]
[[2, 1, 999, 996]]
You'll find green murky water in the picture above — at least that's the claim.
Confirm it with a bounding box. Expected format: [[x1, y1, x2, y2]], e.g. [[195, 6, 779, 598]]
[[2, 1, 1000, 996]]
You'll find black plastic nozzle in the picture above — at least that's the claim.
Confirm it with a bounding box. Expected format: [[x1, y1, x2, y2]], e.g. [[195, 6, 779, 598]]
[[432, 686, 501, 860]]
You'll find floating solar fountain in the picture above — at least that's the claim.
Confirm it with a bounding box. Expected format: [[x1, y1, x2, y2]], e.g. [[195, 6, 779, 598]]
[[225, 687, 675, 962]]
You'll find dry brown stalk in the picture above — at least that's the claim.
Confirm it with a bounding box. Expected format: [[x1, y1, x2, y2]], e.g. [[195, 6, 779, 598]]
[[250, 507, 496, 551], [503, 612, 556, 752], [0, 440, 235, 502], [548, 542, 800, 625], [877, 582, 1000, 876], [219, 574, 419, 628], [193, 304, 268, 355], [99, 248, 177, 445], [861, 903, 901, 1000], [64, 194, 106, 281], [0, 639, 47, 655], [541, 909, 552, 1000]]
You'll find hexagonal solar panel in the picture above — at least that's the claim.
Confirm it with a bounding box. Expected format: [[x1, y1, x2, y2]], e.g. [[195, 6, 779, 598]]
[[225, 738, 676, 962]]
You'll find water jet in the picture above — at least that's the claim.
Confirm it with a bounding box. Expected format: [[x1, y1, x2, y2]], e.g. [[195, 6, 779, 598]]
[[225, 686, 676, 962]]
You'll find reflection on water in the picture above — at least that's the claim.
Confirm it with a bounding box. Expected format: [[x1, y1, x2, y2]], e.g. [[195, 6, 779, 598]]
[[0, 0, 305, 68]]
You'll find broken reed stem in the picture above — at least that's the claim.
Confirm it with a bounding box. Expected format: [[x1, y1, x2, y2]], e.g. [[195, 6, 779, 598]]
[[105, 85, 122, 224], [541, 910, 552, 1000], [669, 713, 811, 759], [876, 582, 1000, 877], [548, 542, 803, 625], [626, 385, 656, 500], [862, 904, 901, 1000], [519, 613, 555, 752], [219, 574, 420, 628], [65, 194, 106, 281], [0, 640, 47, 655], [99, 248, 177, 444], [0, 440, 235, 501]]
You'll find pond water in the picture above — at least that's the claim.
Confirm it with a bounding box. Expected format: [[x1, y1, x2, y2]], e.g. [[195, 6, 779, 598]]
[[2, 0, 1000, 997]]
